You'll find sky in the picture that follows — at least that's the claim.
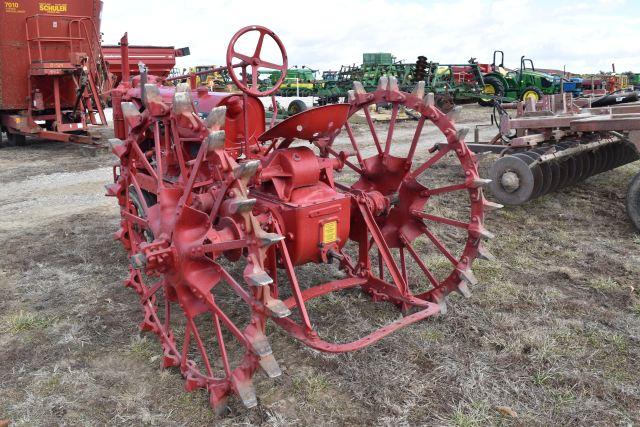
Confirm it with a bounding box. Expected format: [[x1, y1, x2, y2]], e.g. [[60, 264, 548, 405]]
[[101, 0, 640, 75]]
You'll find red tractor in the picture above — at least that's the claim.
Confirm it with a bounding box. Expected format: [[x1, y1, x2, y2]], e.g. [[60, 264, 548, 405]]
[[107, 25, 495, 412]]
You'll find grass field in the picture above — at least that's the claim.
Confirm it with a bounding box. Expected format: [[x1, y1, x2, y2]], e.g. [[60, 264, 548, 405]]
[[1, 107, 639, 425]]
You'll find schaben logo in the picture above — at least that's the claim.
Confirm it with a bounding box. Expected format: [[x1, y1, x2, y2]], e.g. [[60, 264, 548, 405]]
[[39, 2, 67, 13]]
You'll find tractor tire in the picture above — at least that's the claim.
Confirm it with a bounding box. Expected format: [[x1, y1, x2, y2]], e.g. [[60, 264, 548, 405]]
[[626, 170, 640, 231], [478, 76, 504, 107], [6, 131, 26, 146], [287, 99, 307, 116], [435, 94, 455, 113], [520, 86, 543, 102]]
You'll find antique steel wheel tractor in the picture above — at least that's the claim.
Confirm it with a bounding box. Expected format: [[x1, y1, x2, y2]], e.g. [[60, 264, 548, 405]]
[[107, 26, 495, 412]]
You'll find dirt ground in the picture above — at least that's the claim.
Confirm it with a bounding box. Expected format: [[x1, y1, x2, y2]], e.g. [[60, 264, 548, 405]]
[[1, 105, 639, 426]]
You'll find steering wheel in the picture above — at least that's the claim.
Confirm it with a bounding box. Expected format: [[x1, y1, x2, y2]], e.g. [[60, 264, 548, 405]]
[[226, 25, 288, 97]]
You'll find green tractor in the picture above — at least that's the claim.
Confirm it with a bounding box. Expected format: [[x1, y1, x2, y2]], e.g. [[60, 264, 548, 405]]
[[624, 71, 640, 90], [414, 56, 487, 111], [479, 51, 561, 106], [262, 66, 317, 97]]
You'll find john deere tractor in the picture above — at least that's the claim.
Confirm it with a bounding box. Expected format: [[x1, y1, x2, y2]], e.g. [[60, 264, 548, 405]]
[[479, 51, 561, 106]]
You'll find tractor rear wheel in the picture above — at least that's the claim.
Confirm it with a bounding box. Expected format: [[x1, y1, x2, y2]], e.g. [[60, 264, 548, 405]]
[[478, 76, 504, 107], [111, 92, 285, 412], [520, 86, 543, 102], [287, 99, 307, 116], [626, 170, 640, 230]]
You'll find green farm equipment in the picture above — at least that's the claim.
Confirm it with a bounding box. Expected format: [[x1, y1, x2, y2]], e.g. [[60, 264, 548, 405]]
[[413, 56, 487, 111], [479, 51, 561, 106], [316, 53, 415, 105], [624, 71, 640, 90], [261, 66, 317, 96]]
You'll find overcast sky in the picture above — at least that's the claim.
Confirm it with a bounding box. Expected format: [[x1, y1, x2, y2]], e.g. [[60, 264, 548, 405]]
[[101, 0, 639, 75]]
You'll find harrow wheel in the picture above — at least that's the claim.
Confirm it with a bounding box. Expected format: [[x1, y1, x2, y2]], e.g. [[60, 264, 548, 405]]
[[320, 77, 498, 311]]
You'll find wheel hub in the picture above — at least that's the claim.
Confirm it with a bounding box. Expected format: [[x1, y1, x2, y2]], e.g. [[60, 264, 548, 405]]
[[500, 170, 520, 193]]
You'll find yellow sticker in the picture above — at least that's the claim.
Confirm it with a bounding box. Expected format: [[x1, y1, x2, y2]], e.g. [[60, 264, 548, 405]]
[[39, 2, 67, 13], [322, 221, 338, 244]]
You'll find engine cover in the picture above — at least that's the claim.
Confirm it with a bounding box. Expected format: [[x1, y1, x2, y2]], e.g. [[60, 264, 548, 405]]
[[254, 146, 350, 265]]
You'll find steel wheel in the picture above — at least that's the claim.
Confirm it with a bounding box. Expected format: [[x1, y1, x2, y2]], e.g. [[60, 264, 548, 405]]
[[325, 78, 497, 310], [109, 86, 284, 411]]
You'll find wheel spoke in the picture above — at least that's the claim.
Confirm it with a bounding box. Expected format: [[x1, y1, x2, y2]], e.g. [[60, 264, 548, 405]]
[[399, 247, 407, 284], [141, 279, 165, 302], [409, 145, 450, 179], [412, 210, 469, 229], [326, 145, 363, 174], [344, 122, 365, 168], [213, 313, 232, 378], [186, 316, 214, 378], [362, 106, 383, 154], [383, 103, 399, 155], [253, 31, 265, 57], [131, 142, 158, 181], [418, 223, 458, 266], [251, 65, 258, 88], [233, 51, 252, 64], [153, 121, 164, 184], [406, 116, 427, 164], [129, 173, 149, 211], [259, 59, 284, 70], [181, 322, 192, 369], [427, 182, 468, 196], [402, 237, 440, 288]]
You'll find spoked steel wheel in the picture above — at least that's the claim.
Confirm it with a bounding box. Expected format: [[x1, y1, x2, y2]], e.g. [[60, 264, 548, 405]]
[[323, 77, 498, 310], [109, 88, 284, 412]]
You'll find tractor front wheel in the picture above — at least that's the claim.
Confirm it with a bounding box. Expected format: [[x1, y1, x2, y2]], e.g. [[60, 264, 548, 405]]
[[520, 86, 543, 102], [478, 76, 504, 107]]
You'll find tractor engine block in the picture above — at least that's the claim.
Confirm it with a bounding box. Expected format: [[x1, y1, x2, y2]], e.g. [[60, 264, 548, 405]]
[[254, 146, 351, 265]]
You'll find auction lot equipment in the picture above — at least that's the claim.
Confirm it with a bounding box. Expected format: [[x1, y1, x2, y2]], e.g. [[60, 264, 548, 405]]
[[102, 34, 190, 86], [107, 26, 493, 411], [481, 94, 640, 205], [0, 0, 109, 146], [479, 51, 560, 105], [414, 56, 488, 111]]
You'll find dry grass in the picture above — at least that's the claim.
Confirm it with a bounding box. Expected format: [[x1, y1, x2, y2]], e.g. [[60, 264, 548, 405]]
[[1, 114, 640, 425]]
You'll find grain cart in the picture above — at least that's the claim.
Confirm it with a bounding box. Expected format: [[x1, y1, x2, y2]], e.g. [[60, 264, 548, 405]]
[[107, 25, 495, 412], [476, 94, 640, 205], [0, 0, 109, 146]]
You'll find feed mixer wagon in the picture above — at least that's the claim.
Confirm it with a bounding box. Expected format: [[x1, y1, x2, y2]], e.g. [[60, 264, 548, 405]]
[[106, 25, 497, 411], [0, 0, 109, 146]]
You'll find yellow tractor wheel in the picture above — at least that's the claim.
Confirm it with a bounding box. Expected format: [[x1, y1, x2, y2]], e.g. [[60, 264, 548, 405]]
[[520, 86, 543, 102]]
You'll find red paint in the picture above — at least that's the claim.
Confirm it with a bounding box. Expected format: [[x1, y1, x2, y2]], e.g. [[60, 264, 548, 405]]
[[0, 0, 108, 143], [108, 25, 490, 412]]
